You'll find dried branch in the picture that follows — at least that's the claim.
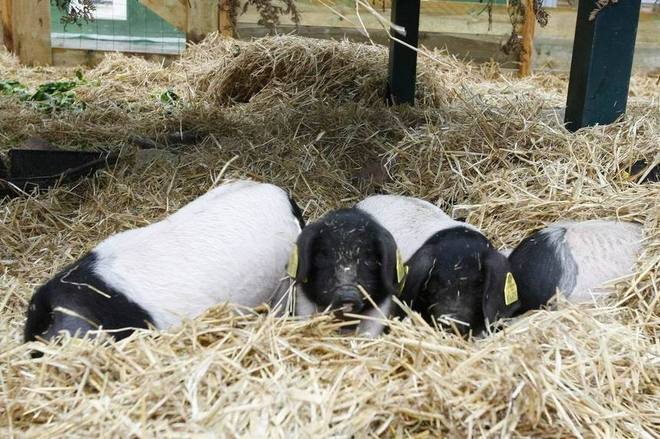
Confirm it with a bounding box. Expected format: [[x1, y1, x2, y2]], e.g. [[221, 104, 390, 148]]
[[501, 0, 549, 56], [51, 0, 96, 26], [590, 0, 620, 20], [228, 0, 301, 32]]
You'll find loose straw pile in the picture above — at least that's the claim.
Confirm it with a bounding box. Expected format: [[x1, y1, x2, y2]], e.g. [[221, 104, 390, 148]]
[[1, 35, 658, 437]]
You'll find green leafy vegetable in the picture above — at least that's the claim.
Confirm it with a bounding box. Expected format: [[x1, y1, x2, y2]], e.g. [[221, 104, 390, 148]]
[[160, 89, 180, 105], [0, 80, 28, 97], [0, 77, 86, 112]]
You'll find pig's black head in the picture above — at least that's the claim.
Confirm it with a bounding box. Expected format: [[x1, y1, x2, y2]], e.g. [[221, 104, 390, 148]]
[[401, 227, 520, 336], [290, 208, 403, 315]]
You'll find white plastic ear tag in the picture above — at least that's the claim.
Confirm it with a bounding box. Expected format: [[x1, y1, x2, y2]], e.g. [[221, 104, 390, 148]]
[[396, 249, 408, 294], [287, 245, 299, 279], [504, 272, 519, 306]]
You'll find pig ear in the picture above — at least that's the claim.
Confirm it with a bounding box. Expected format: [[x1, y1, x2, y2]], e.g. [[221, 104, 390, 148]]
[[399, 246, 435, 308], [292, 223, 321, 283], [482, 250, 521, 330], [375, 230, 401, 297]]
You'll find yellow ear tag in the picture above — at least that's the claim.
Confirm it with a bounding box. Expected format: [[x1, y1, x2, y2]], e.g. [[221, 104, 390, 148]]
[[287, 245, 299, 279], [504, 272, 518, 306], [396, 249, 408, 294], [68, 338, 87, 347], [621, 170, 632, 181]]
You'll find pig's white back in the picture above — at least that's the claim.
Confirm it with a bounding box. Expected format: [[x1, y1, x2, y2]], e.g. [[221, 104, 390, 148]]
[[357, 194, 478, 261], [93, 180, 301, 329], [557, 220, 643, 302]]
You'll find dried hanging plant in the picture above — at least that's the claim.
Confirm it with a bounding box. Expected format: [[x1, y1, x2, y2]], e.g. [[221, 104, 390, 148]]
[[589, 0, 619, 20], [500, 0, 549, 57], [227, 0, 301, 33], [51, 0, 96, 26]]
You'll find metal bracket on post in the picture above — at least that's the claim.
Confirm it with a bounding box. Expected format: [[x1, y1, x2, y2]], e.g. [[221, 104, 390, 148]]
[[564, 0, 642, 132], [387, 0, 421, 105]]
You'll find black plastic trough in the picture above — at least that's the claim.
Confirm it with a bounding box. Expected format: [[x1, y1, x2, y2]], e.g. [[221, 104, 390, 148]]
[[0, 149, 119, 198]]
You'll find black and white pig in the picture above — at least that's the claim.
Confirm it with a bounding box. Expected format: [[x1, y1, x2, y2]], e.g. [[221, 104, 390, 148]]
[[280, 208, 407, 337], [24, 180, 304, 344], [356, 195, 520, 336], [508, 219, 643, 313]]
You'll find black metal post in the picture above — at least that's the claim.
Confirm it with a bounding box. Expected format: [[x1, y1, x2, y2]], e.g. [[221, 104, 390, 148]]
[[387, 0, 421, 105], [564, 0, 642, 132]]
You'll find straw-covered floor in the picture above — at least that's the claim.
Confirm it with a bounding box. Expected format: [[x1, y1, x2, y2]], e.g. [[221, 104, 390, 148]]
[[1, 35, 658, 437]]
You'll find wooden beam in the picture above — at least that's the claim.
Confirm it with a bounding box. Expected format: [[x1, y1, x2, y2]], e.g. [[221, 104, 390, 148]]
[[519, 0, 535, 77], [138, 0, 187, 33], [1, 0, 13, 52], [387, 0, 421, 105], [187, 0, 219, 44], [237, 2, 660, 46], [140, 0, 221, 43], [219, 0, 234, 37], [52, 47, 175, 67], [565, 0, 642, 131], [12, 0, 51, 65]]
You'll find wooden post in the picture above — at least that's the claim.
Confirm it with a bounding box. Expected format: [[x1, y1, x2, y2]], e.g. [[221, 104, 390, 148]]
[[218, 0, 234, 37], [1, 0, 13, 52], [12, 0, 51, 65], [564, 0, 642, 132], [519, 0, 536, 77], [387, 0, 421, 105], [186, 0, 219, 43]]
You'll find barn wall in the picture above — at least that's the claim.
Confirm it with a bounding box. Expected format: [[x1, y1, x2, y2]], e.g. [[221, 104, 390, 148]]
[[50, 0, 185, 55]]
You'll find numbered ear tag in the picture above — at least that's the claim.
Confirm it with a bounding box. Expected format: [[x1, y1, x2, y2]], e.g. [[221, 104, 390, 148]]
[[287, 245, 299, 279], [396, 249, 408, 294], [504, 272, 519, 306]]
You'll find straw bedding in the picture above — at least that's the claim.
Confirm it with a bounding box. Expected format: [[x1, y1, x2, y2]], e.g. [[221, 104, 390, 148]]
[[1, 35, 658, 437]]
